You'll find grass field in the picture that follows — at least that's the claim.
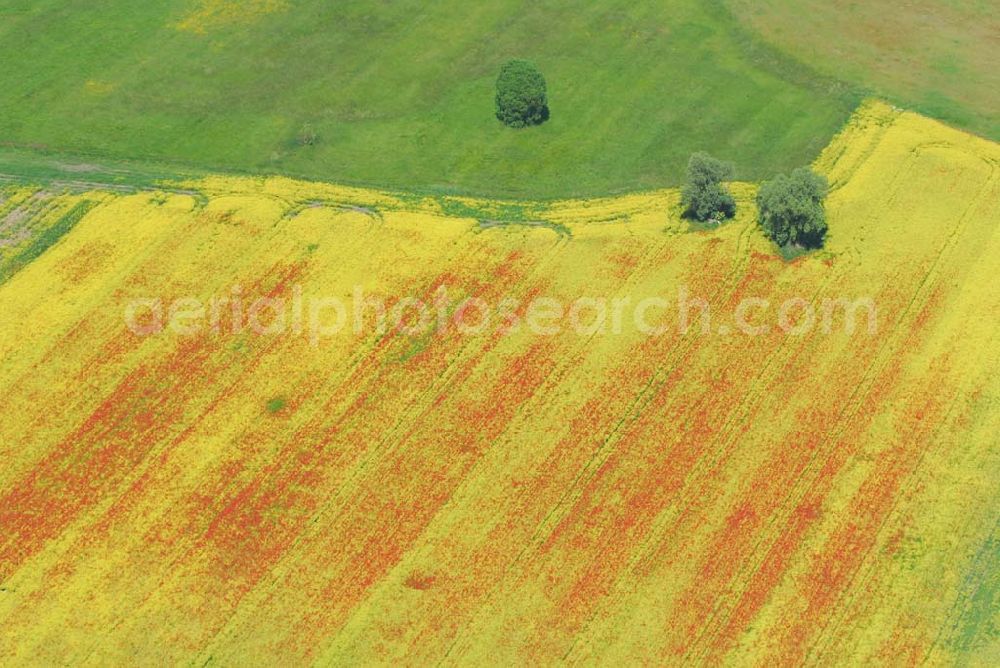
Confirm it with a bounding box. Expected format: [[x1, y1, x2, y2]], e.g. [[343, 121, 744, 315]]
[[727, 0, 1000, 140], [0, 0, 859, 198], [0, 103, 998, 664]]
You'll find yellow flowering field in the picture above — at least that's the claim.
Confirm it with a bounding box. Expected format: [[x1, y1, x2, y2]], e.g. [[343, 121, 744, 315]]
[[0, 101, 997, 664]]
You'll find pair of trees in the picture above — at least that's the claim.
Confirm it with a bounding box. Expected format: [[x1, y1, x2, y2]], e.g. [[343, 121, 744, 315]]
[[682, 152, 829, 250]]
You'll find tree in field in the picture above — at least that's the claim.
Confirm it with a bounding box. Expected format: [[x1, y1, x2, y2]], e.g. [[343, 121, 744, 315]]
[[681, 152, 737, 222], [756, 167, 829, 249], [495, 59, 549, 128]]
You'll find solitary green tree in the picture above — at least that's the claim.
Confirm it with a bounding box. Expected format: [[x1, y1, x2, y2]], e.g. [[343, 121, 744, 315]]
[[756, 167, 829, 250], [682, 152, 737, 222], [495, 59, 549, 128]]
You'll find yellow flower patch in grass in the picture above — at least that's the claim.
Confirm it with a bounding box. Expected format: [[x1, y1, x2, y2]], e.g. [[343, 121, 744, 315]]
[[175, 0, 289, 34]]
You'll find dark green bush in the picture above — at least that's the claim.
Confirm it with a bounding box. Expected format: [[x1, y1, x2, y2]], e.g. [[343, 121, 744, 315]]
[[495, 59, 549, 128], [682, 152, 737, 222], [757, 167, 829, 250]]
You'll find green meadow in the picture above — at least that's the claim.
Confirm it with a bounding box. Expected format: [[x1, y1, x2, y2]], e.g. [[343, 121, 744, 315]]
[[0, 0, 860, 198]]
